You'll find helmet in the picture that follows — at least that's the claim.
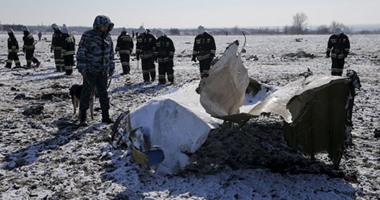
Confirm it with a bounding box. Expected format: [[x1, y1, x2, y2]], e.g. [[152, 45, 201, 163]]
[[93, 15, 114, 31], [22, 25, 29, 32], [137, 26, 146, 34], [121, 27, 127, 33], [7, 28, 14, 34], [62, 26, 69, 34], [334, 27, 343, 35], [197, 25, 205, 34], [51, 23, 60, 30], [156, 30, 164, 38]]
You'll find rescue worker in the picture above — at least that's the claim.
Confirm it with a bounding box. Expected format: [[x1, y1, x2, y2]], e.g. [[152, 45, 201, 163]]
[[51, 23, 64, 72], [38, 32, 42, 41], [5, 28, 22, 69], [22, 26, 40, 68], [192, 25, 216, 78], [136, 26, 156, 83], [115, 27, 134, 75], [326, 28, 350, 76], [154, 30, 175, 84], [76, 15, 115, 126], [61, 25, 76, 75]]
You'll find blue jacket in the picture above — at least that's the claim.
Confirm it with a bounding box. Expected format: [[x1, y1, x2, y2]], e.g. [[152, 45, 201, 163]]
[[76, 29, 115, 73]]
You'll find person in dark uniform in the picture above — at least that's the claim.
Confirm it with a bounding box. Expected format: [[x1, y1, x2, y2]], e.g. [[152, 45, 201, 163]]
[[154, 30, 175, 84], [4, 28, 22, 69], [192, 25, 216, 78], [115, 27, 134, 75], [326, 28, 350, 76], [22, 26, 40, 68], [38, 32, 42, 41], [76, 15, 115, 126], [61, 25, 76, 75], [136, 26, 157, 83], [51, 23, 64, 72]]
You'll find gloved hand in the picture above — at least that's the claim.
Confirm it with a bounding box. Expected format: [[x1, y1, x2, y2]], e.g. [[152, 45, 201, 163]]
[[22, 47, 26, 53], [136, 54, 140, 61], [325, 53, 330, 58], [191, 56, 197, 62]]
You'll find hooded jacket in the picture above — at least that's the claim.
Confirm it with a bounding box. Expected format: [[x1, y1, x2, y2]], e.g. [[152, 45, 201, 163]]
[[76, 15, 115, 73]]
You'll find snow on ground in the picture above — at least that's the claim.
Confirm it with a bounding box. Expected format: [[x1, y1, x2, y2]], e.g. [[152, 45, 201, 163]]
[[0, 33, 379, 199]]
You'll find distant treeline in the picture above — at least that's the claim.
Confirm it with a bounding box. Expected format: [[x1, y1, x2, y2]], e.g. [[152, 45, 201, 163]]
[[1, 24, 380, 35]]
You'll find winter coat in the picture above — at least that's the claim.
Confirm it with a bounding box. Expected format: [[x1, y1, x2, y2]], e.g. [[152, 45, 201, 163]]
[[22, 31, 36, 50], [136, 33, 156, 59], [154, 35, 175, 63], [62, 33, 76, 56], [116, 33, 134, 54], [326, 33, 350, 59], [193, 32, 216, 61], [7, 34, 19, 53], [51, 29, 64, 50], [76, 29, 115, 73]]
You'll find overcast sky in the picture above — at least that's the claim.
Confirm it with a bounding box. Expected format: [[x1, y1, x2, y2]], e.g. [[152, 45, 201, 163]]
[[1, 0, 379, 29]]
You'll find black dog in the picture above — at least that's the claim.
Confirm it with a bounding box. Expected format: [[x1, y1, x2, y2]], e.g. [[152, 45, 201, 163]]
[[69, 84, 94, 120]]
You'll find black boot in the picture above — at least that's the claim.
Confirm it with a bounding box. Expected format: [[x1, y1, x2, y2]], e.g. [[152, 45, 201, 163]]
[[101, 111, 114, 124], [5, 63, 11, 68], [79, 111, 87, 126], [36, 60, 41, 68]]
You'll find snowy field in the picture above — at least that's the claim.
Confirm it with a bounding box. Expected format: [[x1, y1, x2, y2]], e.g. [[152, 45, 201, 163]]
[[0, 33, 379, 199]]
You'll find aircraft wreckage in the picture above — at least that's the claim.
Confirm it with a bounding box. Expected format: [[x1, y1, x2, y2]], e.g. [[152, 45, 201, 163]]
[[110, 40, 361, 174], [198, 40, 360, 167]]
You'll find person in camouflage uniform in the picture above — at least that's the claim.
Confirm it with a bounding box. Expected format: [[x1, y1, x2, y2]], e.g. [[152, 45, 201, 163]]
[[61, 25, 76, 75], [22, 26, 40, 68], [115, 27, 134, 75], [76, 15, 115, 126], [154, 30, 175, 84], [51, 23, 65, 72], [4, 28, 22, 69]]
